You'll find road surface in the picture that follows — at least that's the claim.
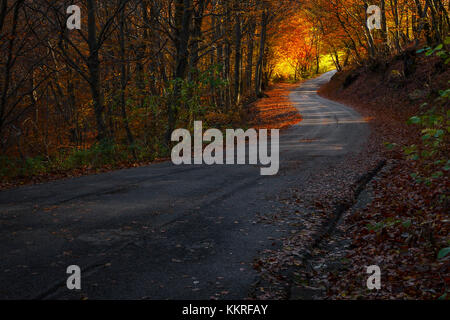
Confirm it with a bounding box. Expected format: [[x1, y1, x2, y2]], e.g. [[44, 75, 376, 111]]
[[0, 71, 369, 299]]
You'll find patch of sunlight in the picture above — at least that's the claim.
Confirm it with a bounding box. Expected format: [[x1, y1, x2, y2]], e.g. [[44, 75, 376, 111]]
[[273, 60, 296, 80], [319, 55, 336, 72], [273, 53, 340, 80]]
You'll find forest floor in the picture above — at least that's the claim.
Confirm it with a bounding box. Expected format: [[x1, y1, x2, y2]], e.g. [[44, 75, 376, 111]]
[[252, 54, 449, 300]]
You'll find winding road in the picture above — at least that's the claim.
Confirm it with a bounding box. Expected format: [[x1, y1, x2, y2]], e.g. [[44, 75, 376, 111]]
[[0, 71, 369, 299]]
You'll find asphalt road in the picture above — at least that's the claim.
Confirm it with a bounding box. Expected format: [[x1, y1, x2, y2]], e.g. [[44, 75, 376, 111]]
[[0, 71, 370, 299]]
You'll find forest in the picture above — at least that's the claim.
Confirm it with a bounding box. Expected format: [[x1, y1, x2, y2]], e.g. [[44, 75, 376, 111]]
[[0, 0, 448, 181], [0, 0, 449, 302]]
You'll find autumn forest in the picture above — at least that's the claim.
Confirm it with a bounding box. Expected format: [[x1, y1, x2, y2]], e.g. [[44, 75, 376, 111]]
[[0, 0, 449, 302], [0, 0, 446, 181]]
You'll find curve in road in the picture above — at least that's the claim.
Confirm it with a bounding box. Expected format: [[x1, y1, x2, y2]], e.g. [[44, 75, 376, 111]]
[[0, 71, 369, 299]]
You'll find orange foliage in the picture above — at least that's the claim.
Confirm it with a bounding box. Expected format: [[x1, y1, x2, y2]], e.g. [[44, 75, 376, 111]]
[[272, 13, 318, 79], [249, 83, 302, 130]]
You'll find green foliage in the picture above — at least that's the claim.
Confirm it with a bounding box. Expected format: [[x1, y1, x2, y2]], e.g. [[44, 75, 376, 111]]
[[0, 139, 171, 181], [407, 43, 449, 185], [166, 65, 228, 129], [64, 140, 123, 169], [22, 156, 46, 176], [437, 247, 450, 260], [417, 38, 450, 63], [366, 217, 413, 233], [0, 155, 46, 178]]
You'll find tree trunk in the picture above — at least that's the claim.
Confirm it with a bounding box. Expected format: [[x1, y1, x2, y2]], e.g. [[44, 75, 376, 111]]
[[233, 8, 242, 104], [87, 0, 107, 141], [167, 0, 193, 142], [119, 5, 135, 152], [255, 9, 268, 97], [189, 0, 205, 79], [245, 18, 255, 95]]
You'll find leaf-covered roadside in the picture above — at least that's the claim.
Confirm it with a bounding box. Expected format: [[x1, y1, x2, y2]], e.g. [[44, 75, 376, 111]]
[[312, 44, 449, 299]]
